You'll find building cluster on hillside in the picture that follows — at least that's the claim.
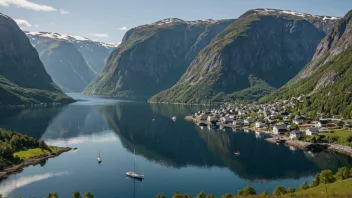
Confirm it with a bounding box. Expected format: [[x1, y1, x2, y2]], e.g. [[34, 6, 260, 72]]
[[191, 96, 352, 139]]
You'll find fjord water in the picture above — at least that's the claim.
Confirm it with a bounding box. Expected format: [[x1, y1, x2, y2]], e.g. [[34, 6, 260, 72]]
[[0, 94, 352, 197]]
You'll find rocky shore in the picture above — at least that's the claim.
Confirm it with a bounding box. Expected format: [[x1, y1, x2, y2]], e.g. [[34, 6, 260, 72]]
[[0, 147, 71, 180]]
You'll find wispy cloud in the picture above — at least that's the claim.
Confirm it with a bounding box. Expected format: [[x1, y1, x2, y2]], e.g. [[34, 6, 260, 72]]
[[90, 33, 109, 38], [59, 9, 69, 15], [118, 26, 128, 31], [0, 0, 56, 11], [14, 18, 32, 29], [34, 24, 39, 27]]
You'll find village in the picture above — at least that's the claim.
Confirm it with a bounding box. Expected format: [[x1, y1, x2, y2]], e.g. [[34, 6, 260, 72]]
[[185, 95, 352, 155]]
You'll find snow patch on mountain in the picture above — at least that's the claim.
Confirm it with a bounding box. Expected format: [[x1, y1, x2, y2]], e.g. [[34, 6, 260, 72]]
[[253, 8, 341, 21], [25, 31, 119, 49]]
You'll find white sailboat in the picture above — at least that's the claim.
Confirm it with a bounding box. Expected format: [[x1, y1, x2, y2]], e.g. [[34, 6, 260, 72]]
[[97, 150, 102, 163], [126, 149, 144, 180]]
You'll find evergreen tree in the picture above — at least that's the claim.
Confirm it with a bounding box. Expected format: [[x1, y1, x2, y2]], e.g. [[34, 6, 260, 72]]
[[273, 186, 287, 196], [73, 192, 81, 198], [320, 170, 335, 184], [335, 167, 351, 180], [298, 181, 309, 191], [310, 173, 320, 187]]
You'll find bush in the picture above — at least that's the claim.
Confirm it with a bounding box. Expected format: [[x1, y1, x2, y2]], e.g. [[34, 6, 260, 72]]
[[220, 194, 232, 198], [155, 195, 166, 198], [287, 187, 296, 193], [298, 181, 309, 191], [320, 170, 335, 184], [72, 192, 81, 198], [310, 173, 320, 187], [242, 186, 256, 195], [273, 186, 287, 195], [335, 167, 351, 181]]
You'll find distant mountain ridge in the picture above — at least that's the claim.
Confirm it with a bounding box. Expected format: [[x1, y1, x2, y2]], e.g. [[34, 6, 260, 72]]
[[26, 31, 119, 92], [26, 31, 119, 74], [149, 9, 331, 103], [83, 18, 235, 97], [0, 13, 74, 106]]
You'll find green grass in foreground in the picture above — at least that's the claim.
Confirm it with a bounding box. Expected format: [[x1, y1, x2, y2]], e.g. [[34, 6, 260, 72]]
[[288, 178, 352, 197]]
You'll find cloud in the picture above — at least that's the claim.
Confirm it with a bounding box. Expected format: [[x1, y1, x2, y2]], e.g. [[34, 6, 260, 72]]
[[34, 24, 39, 27], [0, 0, 56, 11], [118, 26, 128, 31], [14, 19, 32, 29], [90, 33, 109, 38], [59, 9, 69, 15]]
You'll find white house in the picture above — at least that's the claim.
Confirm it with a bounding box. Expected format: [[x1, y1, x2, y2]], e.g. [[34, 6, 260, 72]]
[[207, 116, 219, 122], [305, 128, 319, 136], [316, 119, 328, 128], [255, 120, 265, 128], [290, 130, 304, 139], [273, 124, 288, 135], [220, 117, 233, 124], [293, 117, 305, 125]]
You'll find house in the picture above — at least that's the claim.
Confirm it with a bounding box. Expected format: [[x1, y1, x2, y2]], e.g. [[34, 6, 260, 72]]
[[318, 127, 330, 133], [273, 124, 288, 135], [233, 119, 244, 127], [290, 130, 304, 139], [293, 116, 305, 125], [305, 128, 319, 136], [316, 119, 328, 128], [283, 116, 291, 123], [255, 120, 265, 128], [220, 117, 233, 124], [207, 116, 219, 122], [345, 124, 352, 130], [199, 115, 208, 121]]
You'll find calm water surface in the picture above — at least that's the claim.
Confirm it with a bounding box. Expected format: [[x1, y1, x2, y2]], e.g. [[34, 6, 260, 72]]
[[0, 93, 352, 198]]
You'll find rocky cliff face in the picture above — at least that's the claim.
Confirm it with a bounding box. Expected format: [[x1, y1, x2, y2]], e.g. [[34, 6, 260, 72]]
[[0, 13, 73, 106], [83, 18, 234, 97], [261, 9, 352, 117], [150, 9, 329, 103], [26, 32, 118, 74]]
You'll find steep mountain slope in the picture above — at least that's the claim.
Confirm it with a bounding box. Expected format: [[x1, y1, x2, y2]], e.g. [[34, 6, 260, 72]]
[[26, 32, 119, 74], [0, 13, 73, 106], [30, 39, 96, 92], [261, 9, 352, 118], [83, 18, 235, 98], [150, 9, 334, 103]]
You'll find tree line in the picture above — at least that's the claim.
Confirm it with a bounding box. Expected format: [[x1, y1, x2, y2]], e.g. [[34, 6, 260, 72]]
[[0, 128, 50, 170], [155, 167, 352, 198]]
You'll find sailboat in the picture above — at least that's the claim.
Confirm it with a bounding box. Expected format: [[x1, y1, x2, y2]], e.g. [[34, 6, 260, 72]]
[[126, 149, 144, 180], [97, 150, 102, 163]]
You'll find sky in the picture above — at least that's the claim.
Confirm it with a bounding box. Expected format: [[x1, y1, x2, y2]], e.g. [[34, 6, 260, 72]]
[[0, 0, 352, 44]]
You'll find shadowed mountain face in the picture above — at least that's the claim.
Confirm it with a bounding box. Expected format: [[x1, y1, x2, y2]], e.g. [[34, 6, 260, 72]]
[[261, 9, 352, 118], [83, 18, 235, 98], [0, 13, 73, 105], [150, 9, 330, 103]]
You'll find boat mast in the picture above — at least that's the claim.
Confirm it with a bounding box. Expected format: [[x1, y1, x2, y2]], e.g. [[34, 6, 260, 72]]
[[134, 149, 136, 172]]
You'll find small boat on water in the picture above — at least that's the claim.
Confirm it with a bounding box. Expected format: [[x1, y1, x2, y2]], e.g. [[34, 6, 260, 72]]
[[172, 116, 177, 121], [126, 149, 144, 180], [97, 150, 102, 163], [234, 151, 241, 156]]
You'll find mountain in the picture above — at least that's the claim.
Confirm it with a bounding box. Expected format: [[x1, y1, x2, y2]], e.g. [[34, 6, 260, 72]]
[[83, 18, 235, 98], [0, 13, 73, 106], [26, 32, 118, 74], [149, 9, 338, 104], [261, 9, 352, 118]]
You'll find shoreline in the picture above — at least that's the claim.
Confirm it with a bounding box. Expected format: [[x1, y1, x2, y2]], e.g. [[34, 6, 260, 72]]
[[185, 115, 352, 158], [0, 147, 72, 180]]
